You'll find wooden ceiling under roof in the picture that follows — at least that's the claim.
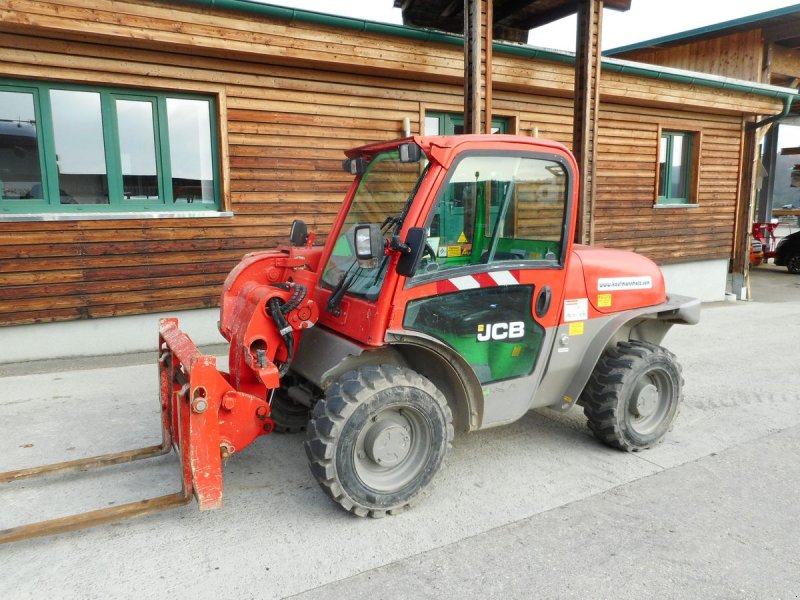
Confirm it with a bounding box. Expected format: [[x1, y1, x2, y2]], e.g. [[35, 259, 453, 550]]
[[394, 0, 632, 43]]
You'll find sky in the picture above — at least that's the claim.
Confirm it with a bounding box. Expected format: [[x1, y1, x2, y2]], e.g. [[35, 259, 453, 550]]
[[256, 0, 800, 52]]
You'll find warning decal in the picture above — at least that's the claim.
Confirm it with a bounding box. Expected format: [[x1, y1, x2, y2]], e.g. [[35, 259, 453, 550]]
[[563, 298, 588, 322], [568, 322, 584, 336], [457, 231, 468, 243], [597, 276, 652, 291]]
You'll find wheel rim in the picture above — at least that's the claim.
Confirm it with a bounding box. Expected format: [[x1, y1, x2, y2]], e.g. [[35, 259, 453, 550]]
[[353, 405, 432, 492], [626, 368, 673, 436]]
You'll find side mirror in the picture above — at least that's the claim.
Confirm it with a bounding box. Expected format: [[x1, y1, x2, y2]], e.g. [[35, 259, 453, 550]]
[[289, 219, 309, 246], [342, 157, 368, 175], [399, 142, 422, 163], [353, 224, 384, 269], [396, 227, 427, 277]]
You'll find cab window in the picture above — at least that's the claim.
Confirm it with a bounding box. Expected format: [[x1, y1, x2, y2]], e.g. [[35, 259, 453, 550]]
[[414, 154, 569, 279]]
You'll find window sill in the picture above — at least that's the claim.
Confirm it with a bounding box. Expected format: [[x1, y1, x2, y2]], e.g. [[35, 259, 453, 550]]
[[0, 211, 234, 222], [652, 203, 699, 208]]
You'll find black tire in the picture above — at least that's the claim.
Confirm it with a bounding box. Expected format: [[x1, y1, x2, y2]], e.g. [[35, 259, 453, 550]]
[[304, 365, 453, 517], [582, 340, 683, 452], [270, 388, 310, 433], [787, 252, 800, 274]]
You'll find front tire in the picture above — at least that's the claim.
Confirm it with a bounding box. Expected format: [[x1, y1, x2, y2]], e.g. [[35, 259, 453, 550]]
[[582, 341, 683, 451], [305, 365, 453, 517]]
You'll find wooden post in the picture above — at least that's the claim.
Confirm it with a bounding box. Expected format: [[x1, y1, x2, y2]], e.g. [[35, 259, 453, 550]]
[[572, 0, 603, 244], [731, 122, 758, 300], [464, 0, 493, 134]]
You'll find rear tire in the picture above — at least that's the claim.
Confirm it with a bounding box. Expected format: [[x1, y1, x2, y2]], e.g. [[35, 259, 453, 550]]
[[582, 340, 683, 452], [304, 365, 453, 517], [270, 389, 309, 433], [787, 252, 800, 274]]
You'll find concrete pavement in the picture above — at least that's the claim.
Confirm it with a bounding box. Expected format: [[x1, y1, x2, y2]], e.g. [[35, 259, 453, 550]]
[[0, 267, 798, 599]]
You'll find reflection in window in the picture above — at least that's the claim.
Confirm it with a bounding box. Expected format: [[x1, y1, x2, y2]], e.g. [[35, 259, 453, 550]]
[[117, 99, 159, 200], [167, 98, 214, 203], [658, 131, 692, 204], [50, 89, 109, 204], [1, 81, 219, 213], [424, 112, 508, 136], [424, 116, 440, 136], [0, 90, 43, 201], [419, 155, 568, 278]]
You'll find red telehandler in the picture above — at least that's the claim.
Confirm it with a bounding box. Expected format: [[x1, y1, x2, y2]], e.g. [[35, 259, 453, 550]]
[[0, 135, 699, 542]]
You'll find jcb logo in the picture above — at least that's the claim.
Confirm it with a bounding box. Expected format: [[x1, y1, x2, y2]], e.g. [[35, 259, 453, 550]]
[[476, 322, 525, 342]]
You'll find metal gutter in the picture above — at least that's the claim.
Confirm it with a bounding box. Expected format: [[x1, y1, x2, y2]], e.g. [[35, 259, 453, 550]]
[[174, 0, 799, 104], [601, 56, 799, 101], [747, 95, 796, 131], [604, 3, 800, 56]]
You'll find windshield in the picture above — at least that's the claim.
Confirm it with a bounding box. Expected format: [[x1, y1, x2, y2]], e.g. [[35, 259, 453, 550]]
[[321, 148, 427, 301]]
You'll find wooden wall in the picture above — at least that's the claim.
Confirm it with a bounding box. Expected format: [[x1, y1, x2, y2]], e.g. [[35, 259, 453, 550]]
[[616, 30, 765, 83], [593, 104, 743, 261], [0, 0, 783, 326]]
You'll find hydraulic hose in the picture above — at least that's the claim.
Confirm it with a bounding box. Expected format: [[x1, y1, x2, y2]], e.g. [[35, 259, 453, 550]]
[[267, 284, 306, 376]]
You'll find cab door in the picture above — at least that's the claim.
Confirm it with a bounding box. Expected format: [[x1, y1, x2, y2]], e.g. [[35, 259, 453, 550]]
[[397, 151, 574, 427]]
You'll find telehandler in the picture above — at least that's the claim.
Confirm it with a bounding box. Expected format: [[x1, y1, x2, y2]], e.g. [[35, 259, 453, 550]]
[[0, 134, 699, 541]]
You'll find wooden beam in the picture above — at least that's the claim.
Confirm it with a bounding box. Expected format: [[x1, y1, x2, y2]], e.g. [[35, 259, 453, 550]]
[[463, 0, 492, 134], [572, 0, 603, 245], [493, 0, 531, 23], [731, 119, 757, 299], [770, 45, 800, 79], [762, 19, 800, 44]]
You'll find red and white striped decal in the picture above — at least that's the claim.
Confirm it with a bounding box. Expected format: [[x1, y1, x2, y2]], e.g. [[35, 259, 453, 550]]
[[436, 270, 521, 294]]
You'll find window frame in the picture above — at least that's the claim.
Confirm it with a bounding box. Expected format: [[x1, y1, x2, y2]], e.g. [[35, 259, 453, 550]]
[[425, 112, 510, 136], [0, 79, 221, 214], [655, 127, 701, 206], [408, 150, 574, 288]]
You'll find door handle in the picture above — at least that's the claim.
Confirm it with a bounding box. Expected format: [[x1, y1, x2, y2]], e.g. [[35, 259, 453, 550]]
[[536, 286, 552, 318]]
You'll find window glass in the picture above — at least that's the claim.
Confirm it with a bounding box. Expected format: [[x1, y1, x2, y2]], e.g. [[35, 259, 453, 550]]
[[658, 136, 668, 198], [50, 89, 109, 204], [424, 116, 440, 136], [417, 154, 567, 279], [116, 99, 159, 200], [658, 131, 692, 204], [425, 112, 508, 136], [669, 135, 687, 199], [321, 149, 426, 300], [0, 81, 219, 214], [167, 98, 214, 204], [0, 90, 43, 201]]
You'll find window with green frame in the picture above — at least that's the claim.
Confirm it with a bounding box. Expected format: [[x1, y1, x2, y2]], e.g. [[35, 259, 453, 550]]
[[657, 131, 693, 205], [0, 80, 220, 213], [424, 112, 509, 136]]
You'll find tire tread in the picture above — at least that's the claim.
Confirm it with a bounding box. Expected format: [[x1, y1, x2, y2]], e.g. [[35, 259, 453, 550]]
[[582, 340, 684, 452], [304, 364, 453, 518]]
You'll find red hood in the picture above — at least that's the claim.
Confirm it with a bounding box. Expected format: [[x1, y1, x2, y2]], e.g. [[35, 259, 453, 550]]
[[572, 244, 666, 313]]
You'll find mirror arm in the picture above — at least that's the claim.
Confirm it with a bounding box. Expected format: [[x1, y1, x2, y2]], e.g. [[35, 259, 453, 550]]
[[389, 235, 411, 255]]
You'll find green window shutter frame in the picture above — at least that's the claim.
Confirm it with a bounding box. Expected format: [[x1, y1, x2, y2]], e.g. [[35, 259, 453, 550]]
[[426, 112, 509, 135], [0, 79, 221, 213], [657, 131, 692, 205]]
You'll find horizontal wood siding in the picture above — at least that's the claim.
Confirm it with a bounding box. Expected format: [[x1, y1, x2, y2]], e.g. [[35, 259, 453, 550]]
[[616, 30, 764, 83], [593, 104, 744, 262], [0, 0, 782, 325]]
